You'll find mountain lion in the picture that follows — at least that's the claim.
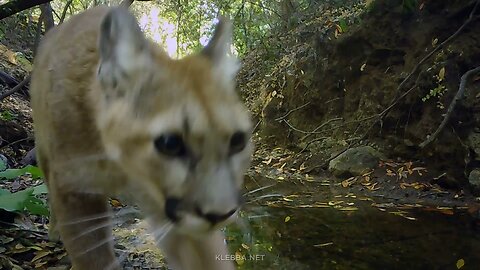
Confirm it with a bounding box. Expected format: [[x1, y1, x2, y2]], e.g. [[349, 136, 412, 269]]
[[31, 6, 252, 270]]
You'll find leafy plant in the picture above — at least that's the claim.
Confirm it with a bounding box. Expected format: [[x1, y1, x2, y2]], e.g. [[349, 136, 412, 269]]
[[338, 18, 348, 33], [422, 84, 446, 102], [0, 160, 49, 216], [0, 185, 49, 216], [0, 165, 44, 180], [422, 67, 448, 109], [0, 110, 17, 121]]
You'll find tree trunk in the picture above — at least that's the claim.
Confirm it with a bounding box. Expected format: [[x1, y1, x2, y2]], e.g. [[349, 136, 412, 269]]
[[40, 3, 55, 31]]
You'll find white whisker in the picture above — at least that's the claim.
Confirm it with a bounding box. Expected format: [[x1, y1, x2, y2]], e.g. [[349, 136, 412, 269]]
[[70, 220, 113, 241], [247, 214, 271, 219], [152, 222, 174, 244], [58, 208, 139, 226], [243, 184, 276, 196], [246, 193, 283, 203], [105, 251, 128, 270], [58, 212, 112, 226], [233, 216, 254, 245], [77, 236, 114, 256]]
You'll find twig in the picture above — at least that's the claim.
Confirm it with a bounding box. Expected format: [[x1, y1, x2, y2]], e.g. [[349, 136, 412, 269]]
[[281, 117, 343, 136], [244, 0, 282, 18], [300, 117, 343, 139], [379, 84, 417, 119], [121, 0, 151, 7], [0, 75, 31, 101], [59, 0, 74, 24], [325, 97, 340, 104], [282, 119, 311, 134], [419, 66, 480, 148], [233, 0, 246, 20], [275, 102, 310, 121], [393, 0, 480, 98], [297, 136, 328, 155], [252, 119, 262, 133], [0, 137, 33, 150]]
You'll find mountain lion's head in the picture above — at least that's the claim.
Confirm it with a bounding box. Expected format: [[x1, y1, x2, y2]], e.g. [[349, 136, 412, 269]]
[[94, 8, 253, 234]]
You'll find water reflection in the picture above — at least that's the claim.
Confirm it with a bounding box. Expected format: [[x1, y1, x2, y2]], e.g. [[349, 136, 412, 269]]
[[228, 180, 480, 269]]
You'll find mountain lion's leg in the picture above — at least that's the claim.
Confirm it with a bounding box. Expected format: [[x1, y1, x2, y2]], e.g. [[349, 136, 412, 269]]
[[49, 180, 118, 270], [160, 230, 234, 270]]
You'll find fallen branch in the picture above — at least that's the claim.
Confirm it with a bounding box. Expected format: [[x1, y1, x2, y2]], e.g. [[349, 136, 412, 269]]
[[419, 66, 480, 148], [0, 0, 53, 20], [0, 71, 19, 88], [275, 102, 310, 121], [0, 75, 30, 101], [0, 136, 33, 151]]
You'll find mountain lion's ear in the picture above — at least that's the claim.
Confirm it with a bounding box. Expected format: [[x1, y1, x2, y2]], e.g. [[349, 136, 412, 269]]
[[202, 17, 239, 83], [97, 7, 149, 89]]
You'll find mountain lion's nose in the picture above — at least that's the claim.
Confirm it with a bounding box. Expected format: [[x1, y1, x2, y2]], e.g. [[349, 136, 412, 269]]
[[195, 207, 236, 224], [165, 197, 181, 222]]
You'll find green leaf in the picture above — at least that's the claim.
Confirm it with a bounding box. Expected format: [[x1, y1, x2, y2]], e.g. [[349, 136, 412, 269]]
[[24, 165, 44, 179], [0, 110, 16, 121], [0, 188, 33, 212], [0, 165, 44, 180], [25, 197, 49, 216], [0, 187, 49, 216], [0, 168, 27, 180], [338, 19, 348, 32], [33, 184, 48, 195]]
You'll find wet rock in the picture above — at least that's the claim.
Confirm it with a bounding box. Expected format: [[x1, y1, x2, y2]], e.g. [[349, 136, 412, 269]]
[[329, 146, 385, 177], [19, 148, 36, 166], [469, 169, 480, 195], [0, 154, 8, 170]]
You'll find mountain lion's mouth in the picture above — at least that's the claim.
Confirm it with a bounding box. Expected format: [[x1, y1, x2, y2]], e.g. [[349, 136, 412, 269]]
[[164, 197, 238, 231]]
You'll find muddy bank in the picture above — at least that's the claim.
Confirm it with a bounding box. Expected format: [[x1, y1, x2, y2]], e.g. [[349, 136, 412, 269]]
[[238, 0, 480, 189]]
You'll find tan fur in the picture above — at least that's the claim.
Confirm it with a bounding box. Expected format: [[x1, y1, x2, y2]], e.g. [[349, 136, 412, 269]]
[[31, 6, 252, 270]]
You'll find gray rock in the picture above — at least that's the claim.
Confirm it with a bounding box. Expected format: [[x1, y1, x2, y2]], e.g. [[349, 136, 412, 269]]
[[329, 146, 385, 177], [468, 169, 480, 188], [467, 132, 480, 157]]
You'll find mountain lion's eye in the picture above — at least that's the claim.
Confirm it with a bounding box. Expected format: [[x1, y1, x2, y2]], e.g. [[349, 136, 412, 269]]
[[230, 131, 247, 155], [154, 134, 187, 157]]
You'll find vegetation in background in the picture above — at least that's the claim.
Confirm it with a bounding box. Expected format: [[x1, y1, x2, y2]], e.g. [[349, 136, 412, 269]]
[[0, 159, 48, 216]]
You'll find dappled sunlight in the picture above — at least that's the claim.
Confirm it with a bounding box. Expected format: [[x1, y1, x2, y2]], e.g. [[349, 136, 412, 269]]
[[139, 7, 178, 57]]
